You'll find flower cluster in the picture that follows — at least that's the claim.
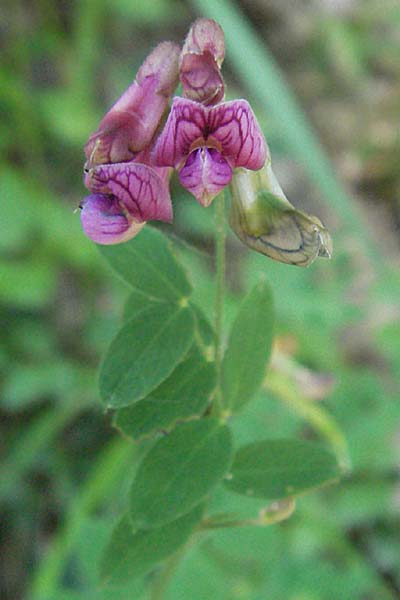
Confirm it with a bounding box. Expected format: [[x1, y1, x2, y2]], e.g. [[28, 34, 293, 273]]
[[80, 19, 331, 266]]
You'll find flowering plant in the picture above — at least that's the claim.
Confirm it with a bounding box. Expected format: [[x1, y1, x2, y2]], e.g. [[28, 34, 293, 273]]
[[78, 19, 340, 595]]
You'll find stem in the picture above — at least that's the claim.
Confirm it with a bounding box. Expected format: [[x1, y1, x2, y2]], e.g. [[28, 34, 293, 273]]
[[150, 214, 228, 595], [212, 191, 226, 418], [266, 370, 351, 471]]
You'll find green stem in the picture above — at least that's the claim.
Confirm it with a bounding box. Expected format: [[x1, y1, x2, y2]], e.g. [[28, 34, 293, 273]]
[[266, 370, 351, 471], [212, 191, 226, 418], [149, 226, 229, 594]]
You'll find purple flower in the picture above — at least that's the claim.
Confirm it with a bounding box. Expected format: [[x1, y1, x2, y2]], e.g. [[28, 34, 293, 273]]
[[79, 18, 270, 245], [84, 41, 180, 170], [81, 156, 173, 244], [179, 18, 225, 106], [80, 42, 179, 244], [80, 194, 145, 245], [153, 96, 268, 206]]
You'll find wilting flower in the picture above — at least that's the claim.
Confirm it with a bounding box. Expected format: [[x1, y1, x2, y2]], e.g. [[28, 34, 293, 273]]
[[229, 161, 332, 267], [80, 42, 180, 244]]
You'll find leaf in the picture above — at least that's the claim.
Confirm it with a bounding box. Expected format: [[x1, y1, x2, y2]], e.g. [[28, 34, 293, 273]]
[[222, 279, 274, 413], [99, 304, 195, 408], [190, 302, 215, 350], [98, 227, 192, 302], [224, 439, 341, 500], [129, 419, 233, 529], [100, 504, 204, 585], [122, 289, 162, 322], [114, 346, 216, 440]]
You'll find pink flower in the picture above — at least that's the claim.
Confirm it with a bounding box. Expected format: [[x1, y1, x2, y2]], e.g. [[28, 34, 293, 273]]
[[79, 18, 270, 244], [152, 19, 267, 207], [80, 159, 173, 244], [79, 194, 146, 245], [84, 41, 180, 170], [179, 18, 225, 106], [153, 96, 268, 206], [81, 43, 179, 244]]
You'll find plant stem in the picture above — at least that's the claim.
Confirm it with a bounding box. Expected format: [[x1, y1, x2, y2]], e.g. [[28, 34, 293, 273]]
[[212, 191, 226, 418], [149, 195, 227, 597], [265, 370, 351, 471]]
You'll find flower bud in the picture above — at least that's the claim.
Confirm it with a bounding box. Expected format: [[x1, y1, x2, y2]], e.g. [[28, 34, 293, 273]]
[[179, 18, 225, 106], [84, 41, 180, 169], [229, 162, 332, 266]]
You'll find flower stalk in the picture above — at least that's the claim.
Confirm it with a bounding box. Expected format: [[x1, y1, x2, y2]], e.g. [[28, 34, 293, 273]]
[[212, 190, 226, 419]]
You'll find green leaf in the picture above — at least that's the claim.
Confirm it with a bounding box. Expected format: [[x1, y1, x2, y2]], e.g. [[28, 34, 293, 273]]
[[114, 346, 216, 440], [190, 302, 215, 351], [222, 279, 274, 413], [100, 503, 204, 585], [122, 289, 162, 322], [224, 439, 341, 500], [129, 419, 233, 529], [98, 227, 192, 302], [99, 304, 195, 408]]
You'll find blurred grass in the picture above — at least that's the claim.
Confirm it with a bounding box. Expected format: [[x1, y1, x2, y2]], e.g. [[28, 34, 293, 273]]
[[1, 0, 400, 599]]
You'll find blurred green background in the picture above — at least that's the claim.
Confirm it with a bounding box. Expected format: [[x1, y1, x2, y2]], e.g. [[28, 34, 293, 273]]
[[1, 0, 400, 598]]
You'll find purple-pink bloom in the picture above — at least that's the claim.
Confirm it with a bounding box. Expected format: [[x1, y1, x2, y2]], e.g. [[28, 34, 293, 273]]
[[81, 155, 172, 244], [80, 194, 145, 245], [81, 42, 179, 244], [85, 160, 172, 224], [179, 18, 225, 106], [84, 41, 180, 170], [153, 97, 268, 206]]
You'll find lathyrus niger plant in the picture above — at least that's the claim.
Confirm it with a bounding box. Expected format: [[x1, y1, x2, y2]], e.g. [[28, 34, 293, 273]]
[[79, 19, 343, 593]]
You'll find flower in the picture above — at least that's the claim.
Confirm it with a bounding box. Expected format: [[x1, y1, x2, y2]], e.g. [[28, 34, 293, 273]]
[[153, 18, 267, 207], [79, 194, 145, 245], [84, 41, 180, 170], [80, 159, 173, 244], [179, 18, 225, 106], [80, 42, 179, 244], [229, 161, 332, 266], [79, 19, 331, 264], [154, 96, 268, 206]]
